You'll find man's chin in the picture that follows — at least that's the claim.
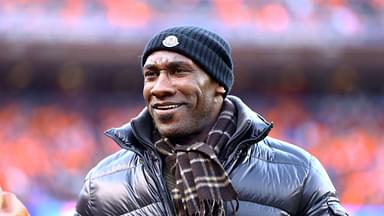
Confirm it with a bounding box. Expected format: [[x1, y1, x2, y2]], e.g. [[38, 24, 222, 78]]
[[157, 127, 177, 138], [156, 113, 174, 122], [156, 124, 185, 139]]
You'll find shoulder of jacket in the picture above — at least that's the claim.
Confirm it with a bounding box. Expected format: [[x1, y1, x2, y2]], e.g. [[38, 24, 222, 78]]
[[251, 136, 313, 169], [85, 149, 140, 181]]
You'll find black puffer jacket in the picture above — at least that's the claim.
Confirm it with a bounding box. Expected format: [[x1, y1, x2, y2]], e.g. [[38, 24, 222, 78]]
[[75, 96, 348, 216]]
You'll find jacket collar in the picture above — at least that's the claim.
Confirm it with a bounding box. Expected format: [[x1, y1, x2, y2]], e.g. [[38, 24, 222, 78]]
[[228, 95, 272, 140], [105, 95, 273, 151], [104, 108, 154, 150]]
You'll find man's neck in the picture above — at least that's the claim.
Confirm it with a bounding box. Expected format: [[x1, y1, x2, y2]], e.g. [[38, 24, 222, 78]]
[[167, 96, 224, 146], [169, 125, 212, 146]]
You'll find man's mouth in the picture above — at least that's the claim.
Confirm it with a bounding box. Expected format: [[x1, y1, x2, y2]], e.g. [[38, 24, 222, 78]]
[[153, 103, 183, 110]]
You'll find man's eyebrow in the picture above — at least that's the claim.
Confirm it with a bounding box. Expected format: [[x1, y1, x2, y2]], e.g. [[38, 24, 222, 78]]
[[143, 64, 157, 70], [143, 61, 194, 70], [167, 61, 194, 69]]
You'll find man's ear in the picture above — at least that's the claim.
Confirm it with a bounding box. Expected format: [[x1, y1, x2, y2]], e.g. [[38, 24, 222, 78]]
[[216, 86, 226, 95]]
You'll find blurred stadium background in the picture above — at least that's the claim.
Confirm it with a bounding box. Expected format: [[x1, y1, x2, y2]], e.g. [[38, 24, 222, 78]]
[[0, 0, 383, 215]]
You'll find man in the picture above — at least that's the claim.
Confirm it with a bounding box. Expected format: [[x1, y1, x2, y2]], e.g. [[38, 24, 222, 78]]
[[75, 26, 348, 216]]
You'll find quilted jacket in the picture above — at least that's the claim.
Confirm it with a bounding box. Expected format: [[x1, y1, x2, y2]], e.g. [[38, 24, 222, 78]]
[[75, 96, 348, 216]]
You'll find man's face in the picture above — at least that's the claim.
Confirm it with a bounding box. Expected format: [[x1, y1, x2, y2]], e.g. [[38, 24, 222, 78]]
[[143, 51, 224, 139]]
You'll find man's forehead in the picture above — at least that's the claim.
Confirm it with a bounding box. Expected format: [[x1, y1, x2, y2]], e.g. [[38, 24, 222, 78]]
[[144, 51, 193, 66]]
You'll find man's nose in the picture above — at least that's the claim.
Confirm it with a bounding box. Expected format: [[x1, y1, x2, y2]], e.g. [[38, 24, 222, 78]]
[[150, 72, 176, 97]]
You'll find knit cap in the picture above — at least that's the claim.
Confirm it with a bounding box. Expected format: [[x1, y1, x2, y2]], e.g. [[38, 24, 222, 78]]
[[141, 26, 234, 96]]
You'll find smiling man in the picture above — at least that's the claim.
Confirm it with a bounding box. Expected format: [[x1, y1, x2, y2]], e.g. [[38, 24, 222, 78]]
[[143, 51, 225, 145], [75, 26, 348, 216]]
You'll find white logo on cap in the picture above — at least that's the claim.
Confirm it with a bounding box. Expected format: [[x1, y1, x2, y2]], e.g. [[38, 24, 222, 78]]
[[162, 35, 179, 47]]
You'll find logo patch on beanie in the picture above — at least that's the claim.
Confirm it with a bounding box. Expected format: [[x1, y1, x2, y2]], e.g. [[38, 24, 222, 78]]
[[162, 35, 179, 47]]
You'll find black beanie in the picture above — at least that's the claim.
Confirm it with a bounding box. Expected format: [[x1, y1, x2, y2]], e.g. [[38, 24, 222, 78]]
[[141, 26, 234, 96]]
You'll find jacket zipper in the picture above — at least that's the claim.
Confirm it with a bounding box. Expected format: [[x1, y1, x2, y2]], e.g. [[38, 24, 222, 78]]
[[130, 122, 177, 216], [105, 130, 176, 216], [147, 152, 177, 216]]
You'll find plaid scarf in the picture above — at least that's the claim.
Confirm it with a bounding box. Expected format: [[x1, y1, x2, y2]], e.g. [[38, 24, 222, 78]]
[[154, 99, 239, 216]]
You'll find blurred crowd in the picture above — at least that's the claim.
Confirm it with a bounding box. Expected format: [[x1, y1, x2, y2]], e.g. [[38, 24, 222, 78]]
[[0, 94, 383, 214], [0, 0, 384, 44], [0, 96, 141, 215]]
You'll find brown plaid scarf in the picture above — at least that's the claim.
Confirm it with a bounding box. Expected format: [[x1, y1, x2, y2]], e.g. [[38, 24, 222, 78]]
[[154, 99, 239, 216]]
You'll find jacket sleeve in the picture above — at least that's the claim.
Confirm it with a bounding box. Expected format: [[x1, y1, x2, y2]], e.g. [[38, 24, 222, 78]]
[[300, 156, 349, 216], [74, 170, 94, 216]]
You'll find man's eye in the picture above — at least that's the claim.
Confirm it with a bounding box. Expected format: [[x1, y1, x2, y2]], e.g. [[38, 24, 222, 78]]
[[144, 71, 157, 78], [175, 68, 183, 73], [173, 68, 189, 74]]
